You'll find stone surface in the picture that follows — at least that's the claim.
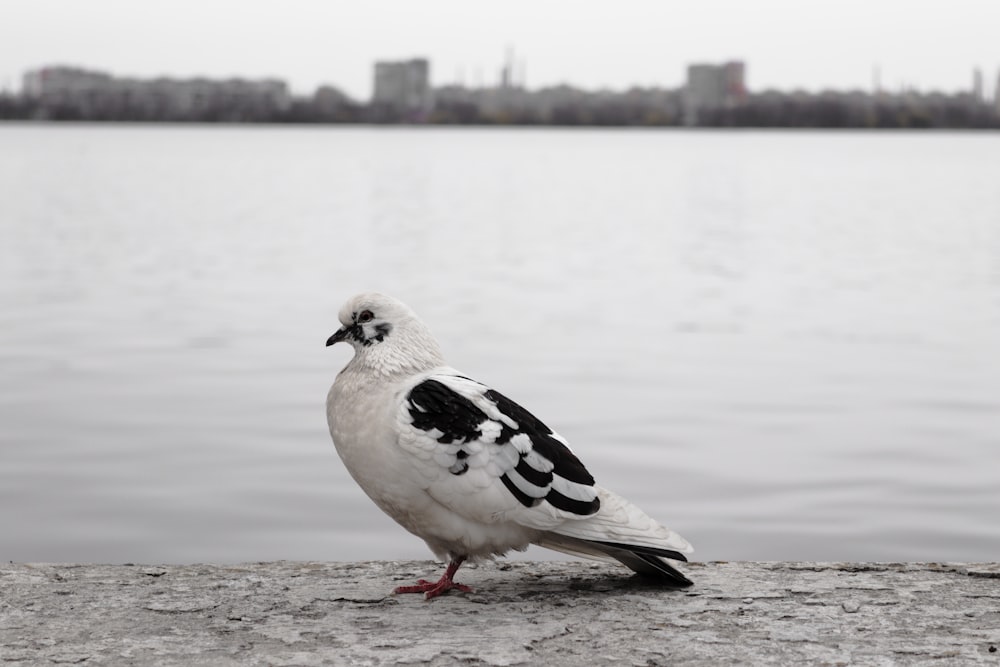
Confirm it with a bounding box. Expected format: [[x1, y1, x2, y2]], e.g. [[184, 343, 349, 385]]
[[2, 560, 999, 665]]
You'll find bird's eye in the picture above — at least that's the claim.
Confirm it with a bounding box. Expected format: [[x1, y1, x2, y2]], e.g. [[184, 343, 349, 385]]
[[358, 310, 374, 324]]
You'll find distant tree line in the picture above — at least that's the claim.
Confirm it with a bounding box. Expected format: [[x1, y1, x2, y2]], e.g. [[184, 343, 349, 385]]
[[2, 91, 997, 129], [426, 102, 678, 126], [697, 96, 999, 129], [0, 92, 365, 123]]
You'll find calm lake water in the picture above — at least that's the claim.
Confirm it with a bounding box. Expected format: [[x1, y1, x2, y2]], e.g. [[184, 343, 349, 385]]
[[1, 125, 998, 565]]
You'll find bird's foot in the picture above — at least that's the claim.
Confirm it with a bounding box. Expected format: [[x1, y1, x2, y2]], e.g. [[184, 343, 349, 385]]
[[393, 577, 472, 599], [393, 559, 472, 599]]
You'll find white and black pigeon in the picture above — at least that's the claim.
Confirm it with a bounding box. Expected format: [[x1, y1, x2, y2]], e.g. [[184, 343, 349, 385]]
[[325, 292, 693, 599]]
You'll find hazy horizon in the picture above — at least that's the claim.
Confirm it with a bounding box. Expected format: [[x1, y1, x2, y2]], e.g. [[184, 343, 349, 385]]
[[3, 0, 999, 100]]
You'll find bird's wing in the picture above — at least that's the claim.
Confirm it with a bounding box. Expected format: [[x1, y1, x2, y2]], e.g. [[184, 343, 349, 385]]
[[394, 371, 600, 530]]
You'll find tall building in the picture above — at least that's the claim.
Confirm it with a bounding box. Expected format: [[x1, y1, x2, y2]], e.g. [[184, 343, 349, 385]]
[[684, 61, 746, 125], [973, 67, 984, 102], [372, 58, 431, 115], [995, 69, 1000, 117]]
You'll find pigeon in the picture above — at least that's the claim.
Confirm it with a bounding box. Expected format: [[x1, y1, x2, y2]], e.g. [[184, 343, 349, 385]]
[[325, 292, 693, 599]]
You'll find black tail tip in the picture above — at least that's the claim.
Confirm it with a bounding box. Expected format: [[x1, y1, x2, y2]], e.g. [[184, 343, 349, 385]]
[[634, 569, 694, 588]]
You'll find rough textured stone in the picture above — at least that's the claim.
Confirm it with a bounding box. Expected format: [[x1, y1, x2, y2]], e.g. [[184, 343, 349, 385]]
[[2, 560, 999, 665]]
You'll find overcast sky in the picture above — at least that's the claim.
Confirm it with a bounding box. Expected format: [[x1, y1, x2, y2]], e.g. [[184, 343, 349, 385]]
[[3, 0, 998, 100]]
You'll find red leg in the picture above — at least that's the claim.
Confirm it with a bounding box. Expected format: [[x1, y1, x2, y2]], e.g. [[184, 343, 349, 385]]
[[393, 558, 472, 599]]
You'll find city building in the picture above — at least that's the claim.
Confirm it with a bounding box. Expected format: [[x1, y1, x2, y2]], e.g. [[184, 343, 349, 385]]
[[22, 66, 113, 102], [684, 61, 747, 125], [313, 86, 352, 113], [995, 70, 1000, 117], [372, 58, 431, 118], [21, 66, 290, 120]]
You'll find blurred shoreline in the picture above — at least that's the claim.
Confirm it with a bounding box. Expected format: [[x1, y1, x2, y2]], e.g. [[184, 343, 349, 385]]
[[3, 62, 998, 129], [1, 121, 998, 131]]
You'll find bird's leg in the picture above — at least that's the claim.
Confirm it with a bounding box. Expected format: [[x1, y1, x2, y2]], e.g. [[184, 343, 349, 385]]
[[393, 558, 472, 599]]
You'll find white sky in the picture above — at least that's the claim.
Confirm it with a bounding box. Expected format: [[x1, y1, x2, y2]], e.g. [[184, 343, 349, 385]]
[[3, 0, 998, 100]]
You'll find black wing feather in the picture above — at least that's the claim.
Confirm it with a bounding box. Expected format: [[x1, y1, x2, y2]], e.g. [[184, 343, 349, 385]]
[[406, 378, 600, 516], [484, 388, 595, 486]]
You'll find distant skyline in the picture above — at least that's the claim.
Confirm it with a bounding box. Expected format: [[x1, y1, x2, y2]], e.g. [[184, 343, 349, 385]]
[[3, 0, 999, 100]]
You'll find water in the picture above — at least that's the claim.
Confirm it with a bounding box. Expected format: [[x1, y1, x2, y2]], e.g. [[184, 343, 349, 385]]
[[1, 125, 998, 565]]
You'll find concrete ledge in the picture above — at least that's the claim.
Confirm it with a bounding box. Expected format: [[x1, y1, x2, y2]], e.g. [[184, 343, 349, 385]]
[[2, 560, 999, 665]]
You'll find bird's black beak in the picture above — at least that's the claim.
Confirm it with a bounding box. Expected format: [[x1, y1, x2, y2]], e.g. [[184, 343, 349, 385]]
[[326, 327, 350, 347]]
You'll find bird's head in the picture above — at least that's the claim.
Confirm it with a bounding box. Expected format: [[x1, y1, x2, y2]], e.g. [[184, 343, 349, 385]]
[[327, 293, 444, 375]]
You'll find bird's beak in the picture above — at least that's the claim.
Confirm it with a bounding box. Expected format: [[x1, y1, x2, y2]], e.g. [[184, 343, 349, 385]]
[[326, 327, 350, 347]]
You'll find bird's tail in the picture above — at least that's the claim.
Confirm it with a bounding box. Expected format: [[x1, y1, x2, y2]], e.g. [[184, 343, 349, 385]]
[[535, 533, 693, 587], [534, 485, 694, 587]]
